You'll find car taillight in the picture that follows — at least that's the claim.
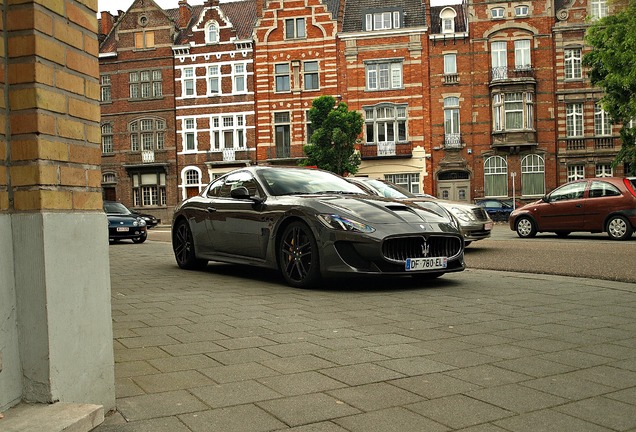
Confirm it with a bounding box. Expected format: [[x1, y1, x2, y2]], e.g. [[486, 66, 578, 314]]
[[624, 178, 636, 198]]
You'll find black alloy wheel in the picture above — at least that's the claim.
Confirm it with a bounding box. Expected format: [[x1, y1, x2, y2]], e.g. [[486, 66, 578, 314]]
[[279, 221, 320, 288], [173, 220, 208, 269]]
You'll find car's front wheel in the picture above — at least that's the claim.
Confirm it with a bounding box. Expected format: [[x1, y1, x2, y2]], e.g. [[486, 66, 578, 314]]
[[606, 215, 633, 240], [132, 236, 146, 244], [515, 216, 537, 238], [279, 221, 320, 288], [173, 219, 208, 269]]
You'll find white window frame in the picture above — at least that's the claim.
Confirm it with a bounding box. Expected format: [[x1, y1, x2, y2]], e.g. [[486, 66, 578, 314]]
[[595, 163, 613, 177], [444, 54, 457, 75], [183, 67, 195, 97], [365, 11, 401, 31], [566, 103, 584, 137], [364, 104, 408, 145], [205, 21, 219, 44], [303, 61, 319, 91], [594, 103, 612, 136], [207, 65, 220, 95], [491, 7, 505, 19], [233, 63, 247, 94], [521, 154, 545, 196], [285, 18, 306, 39], [491, 41, 508, 79], [366, 60, 403, 91], [101, 124, 113, 154], [514, 39, 531, 70], [564, 48, 582, 80], [444, 97, 460, 135], [484, 156, 508, 197], [183, 118, 196, 152], [590, 0, 608, 20], [515, 5, 529, 16], [567, 165, 585, 181], [385, 173, 420, 194], [275, 63, 290, 92]]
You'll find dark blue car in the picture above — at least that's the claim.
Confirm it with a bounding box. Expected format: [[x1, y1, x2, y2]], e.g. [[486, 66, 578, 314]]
[[475, 199, 515, 222]]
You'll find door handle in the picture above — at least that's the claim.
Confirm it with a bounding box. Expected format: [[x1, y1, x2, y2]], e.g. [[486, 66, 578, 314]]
[[207, 207, 216, 213], [575, 204, 582, 208]]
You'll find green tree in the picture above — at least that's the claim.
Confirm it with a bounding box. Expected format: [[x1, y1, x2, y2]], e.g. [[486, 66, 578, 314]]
[[583, 0, 636, 174], [301, 95, 363, 176]]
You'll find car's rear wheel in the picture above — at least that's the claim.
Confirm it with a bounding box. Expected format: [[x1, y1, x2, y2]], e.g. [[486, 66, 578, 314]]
[[515, 216, 537, 238], [606, 215, 633, 240], [554, 231, 570, 238], [173, 219, 208, 269], [279, 221, 320, 288], [132, 236, 146, 244]]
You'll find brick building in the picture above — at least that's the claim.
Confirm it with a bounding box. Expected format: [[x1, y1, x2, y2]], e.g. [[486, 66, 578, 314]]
[[99, 0, 184, 224], [173, 0, 257, 200], [98, 0, 625, 214]]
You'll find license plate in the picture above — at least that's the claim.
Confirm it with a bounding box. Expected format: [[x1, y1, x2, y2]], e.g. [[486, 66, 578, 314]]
[[116, 227, 129, 232], [484, 222, 494, 230], [405, 257, 447, 271]]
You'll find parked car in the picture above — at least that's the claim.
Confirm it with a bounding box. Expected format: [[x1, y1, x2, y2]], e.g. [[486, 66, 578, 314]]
[[509, 177, 636, 240], [346, 177, 493, 246], [171, 166, 465, 288], [475, 198, 515, 222], [103, 201, 148, 243], [131, 210, 158, 228]]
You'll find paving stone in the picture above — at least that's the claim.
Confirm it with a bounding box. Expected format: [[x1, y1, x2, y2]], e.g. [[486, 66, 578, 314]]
[[522, 373, 616, 400], [114, 361, 159, 379], [147, 354, 222, 372], [567, 365, 636, 389], [116, 390, 209, 421], [467, 383, 568, 413], [200, 361, 280, 383], [272, 421, 350, 432], [333, 407, 448, 432], [390, 373, 482, 399], [327, 382, 423, 411], [161, 341, 227, 356], [114, 346, 170, 362], [262, 354, 337, 374], [131, 370, 215, 393], [313, 348, 390, 365], [378, 357, 457, 375], [208, 347, 280, 365], [494, 356, 577, 377], [320, 363, 405, 386], [190, 380, 283, 407], [425, 350, 498, 368], [258, 371, 347, 395], [257, 393, 360, 427], [365, 343, 436, 358], [114, 377, 145, 398], [445, 364, 532, 387], [215, 336, 279, 350], [494, 409, 612, 432], [261, 341, 326, 357], [555, 396, 636, 431], [95, 416, 192, 432], [407, 395, 514, 429], [179, 405, 287, 432]]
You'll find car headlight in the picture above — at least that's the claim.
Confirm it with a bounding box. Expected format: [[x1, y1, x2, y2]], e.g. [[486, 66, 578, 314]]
[[317, 214, 375, 233], [133, 218, 146, 227], [449, 207, 476, 223]]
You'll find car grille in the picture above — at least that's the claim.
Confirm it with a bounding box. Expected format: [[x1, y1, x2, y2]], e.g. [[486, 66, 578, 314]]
[[473, 207, 489, 221], [382, 235, 463, 263]]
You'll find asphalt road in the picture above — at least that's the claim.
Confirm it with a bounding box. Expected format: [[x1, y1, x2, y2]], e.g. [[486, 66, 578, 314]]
[[147, 223, 636, 284]]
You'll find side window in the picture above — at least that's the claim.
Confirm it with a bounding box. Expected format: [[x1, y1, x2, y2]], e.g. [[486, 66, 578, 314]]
[[206, 178, 225, 197], [219, 172, 259, 198], [548, 182, 586, 202], [589, 181, 621, 198]]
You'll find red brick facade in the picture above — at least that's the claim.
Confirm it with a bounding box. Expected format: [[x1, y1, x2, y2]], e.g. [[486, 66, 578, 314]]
[[99, 0, 624, 215]]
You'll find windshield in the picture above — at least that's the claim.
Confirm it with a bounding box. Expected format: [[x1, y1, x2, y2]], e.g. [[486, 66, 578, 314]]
[[103, 201, 132, 215], [362, 179, 416, 199], [258, 168, 366, 196]]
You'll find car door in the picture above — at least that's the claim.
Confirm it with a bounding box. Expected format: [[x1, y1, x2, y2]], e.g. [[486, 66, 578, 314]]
[[204, 171, 269, 259], [533, 181, 587, 231], [585, 180, 624, 230]]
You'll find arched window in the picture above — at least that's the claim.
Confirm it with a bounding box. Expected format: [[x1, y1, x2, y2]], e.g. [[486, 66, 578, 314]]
[[102, 172, 116, 184], [484, 156, 508, 197], [129, 118, 165, 152], [440, 8, 457, 33], [521, 154, 545, 196], [101, 123, 113, 154], [182, 167, 203, 199], [206, 21, 219, 44]]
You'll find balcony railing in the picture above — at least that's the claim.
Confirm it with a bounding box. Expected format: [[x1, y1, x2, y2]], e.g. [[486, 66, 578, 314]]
[[490, 66, 535, 82], [444, 133, 462, 149], [444, 73, 458, 84], [222, 148, 236, 161], [564, 136, 618, 151], [141, 150, 155, 163], [377, 141, 396, 156]]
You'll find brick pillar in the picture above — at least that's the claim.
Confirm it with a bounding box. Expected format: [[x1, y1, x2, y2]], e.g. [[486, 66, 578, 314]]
[[0, 0, 115, 412]]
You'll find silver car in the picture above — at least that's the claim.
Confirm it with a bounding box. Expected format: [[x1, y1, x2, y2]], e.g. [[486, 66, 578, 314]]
[[347, 177, 493, 246]]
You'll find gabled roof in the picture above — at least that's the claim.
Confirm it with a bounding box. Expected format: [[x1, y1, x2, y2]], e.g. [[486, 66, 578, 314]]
[[429, 3, 468, 34], [342, 0, 426, 33]]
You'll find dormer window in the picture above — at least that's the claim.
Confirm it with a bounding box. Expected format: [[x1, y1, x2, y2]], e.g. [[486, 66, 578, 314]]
[[440, 8, 457, 33], [365, 10, 401, 31], [491, 7, 505, 19], [515, 5, 529, 17], [206, 21, 219, 44]]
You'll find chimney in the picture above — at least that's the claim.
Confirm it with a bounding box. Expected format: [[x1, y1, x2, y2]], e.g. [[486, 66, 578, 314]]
[[256, 0, 264, 18], [179, 0, 192, 29], [100, 11, 115, 35]]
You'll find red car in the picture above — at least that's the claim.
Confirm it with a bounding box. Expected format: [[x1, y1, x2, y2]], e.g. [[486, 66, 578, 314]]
[[509, 177, 636, 240]]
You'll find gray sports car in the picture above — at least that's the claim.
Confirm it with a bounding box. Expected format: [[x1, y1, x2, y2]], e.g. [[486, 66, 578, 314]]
[[171, 166, 465, 288]]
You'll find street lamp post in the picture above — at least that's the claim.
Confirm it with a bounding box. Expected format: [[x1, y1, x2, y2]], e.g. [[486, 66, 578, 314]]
[[511, 171, 517, 210]]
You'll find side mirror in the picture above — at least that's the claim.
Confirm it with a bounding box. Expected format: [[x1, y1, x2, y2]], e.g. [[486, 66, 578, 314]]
[[541, 195, 549, 203]]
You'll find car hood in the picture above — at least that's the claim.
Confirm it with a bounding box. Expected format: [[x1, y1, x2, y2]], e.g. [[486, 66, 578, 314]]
[[107, 214, 139, 225], [311, 195, 453, 225]]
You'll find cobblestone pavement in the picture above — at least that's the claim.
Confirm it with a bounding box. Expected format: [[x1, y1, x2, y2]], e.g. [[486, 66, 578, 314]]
[[95, 240, 636, 432]]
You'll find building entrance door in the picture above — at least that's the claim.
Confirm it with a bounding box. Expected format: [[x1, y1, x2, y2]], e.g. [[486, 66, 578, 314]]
[[437, 181, 470, 202]]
